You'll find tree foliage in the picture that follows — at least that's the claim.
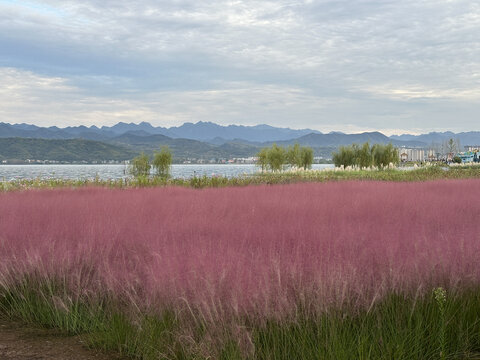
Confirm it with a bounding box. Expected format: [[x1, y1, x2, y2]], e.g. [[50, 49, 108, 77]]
[[373, 143, 399, 168], [299, 146, 314, 170], [332, 142, 399, 168], [153, 146, 172, 178], [257, 147, 269, 172], [332, 146, 356, 168], [129, 152, 151, 177], [286, 144, 302, 168], [267, 144, 286, 172], [257, 143, 314, 171]]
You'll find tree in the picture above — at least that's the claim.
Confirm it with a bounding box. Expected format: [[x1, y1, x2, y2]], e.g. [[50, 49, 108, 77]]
[[372, 144, 385, 168], [333, 142, 398, 168], [357, 142, 374, 168], [152, 146, 172, 178], [447, 138, 456, 154], [258, 144, 313, 172], [385, 143, 400, 167], [373, 143, 399, 168], [267, 143, 285, 172], [257, 147, 269, 172], [332, 145, 355, 168], [446, 138, 461, 157], [286, 144, 302, 168], [299, 146, 314, 170], [129, 152, 151, 177]]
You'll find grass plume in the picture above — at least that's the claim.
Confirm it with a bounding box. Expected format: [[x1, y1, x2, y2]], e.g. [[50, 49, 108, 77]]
[[1, 180, 480, 358]]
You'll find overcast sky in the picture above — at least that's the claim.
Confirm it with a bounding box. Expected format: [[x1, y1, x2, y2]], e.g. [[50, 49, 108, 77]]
[[1, 0, 479, 134]]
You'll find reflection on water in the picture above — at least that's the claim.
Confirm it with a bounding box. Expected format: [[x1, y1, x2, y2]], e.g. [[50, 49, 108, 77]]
[[0, 164, 335, 181]]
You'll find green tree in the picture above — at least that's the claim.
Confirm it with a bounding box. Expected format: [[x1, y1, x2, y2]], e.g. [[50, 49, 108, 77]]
[[267, 143, 285, 172], [152, 146, 172, 178], [299, 146, 314, 170], [386, 143, 400, 167], [333, 142, 398, 168], [286, 144, 302, 168], [332, 145, 355, 168], [357, 142, 374, 168], [257, 147, 269, 172], [373, 143, 399, 168], [129, 152, 151, 177]]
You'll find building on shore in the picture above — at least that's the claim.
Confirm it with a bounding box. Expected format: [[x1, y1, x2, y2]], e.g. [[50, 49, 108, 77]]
[[456, 146, 480, 163], [464, 145, 480, 152], [398, 148, 438, 162]]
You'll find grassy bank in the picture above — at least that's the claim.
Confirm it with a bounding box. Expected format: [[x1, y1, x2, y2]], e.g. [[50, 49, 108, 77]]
[[1, 181, 480, 359], [1, 164, 480, 192], [2, 279, 480, 359]]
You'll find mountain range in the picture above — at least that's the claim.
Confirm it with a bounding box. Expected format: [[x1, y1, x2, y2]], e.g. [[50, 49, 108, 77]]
[[390, 131, 480, 146], [1, 121, 479, 163], [0, 121, 320, 143]]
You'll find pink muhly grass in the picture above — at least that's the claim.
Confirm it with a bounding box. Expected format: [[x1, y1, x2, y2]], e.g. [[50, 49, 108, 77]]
[[0, 180, 479, 322]]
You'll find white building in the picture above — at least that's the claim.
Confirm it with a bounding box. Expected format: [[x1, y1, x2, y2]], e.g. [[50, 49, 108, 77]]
[[398, 148, 435, 162], [464, 145, 480, 152]]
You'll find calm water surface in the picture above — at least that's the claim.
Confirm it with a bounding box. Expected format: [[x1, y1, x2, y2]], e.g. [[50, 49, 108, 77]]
[[0, 164, 335, 181]]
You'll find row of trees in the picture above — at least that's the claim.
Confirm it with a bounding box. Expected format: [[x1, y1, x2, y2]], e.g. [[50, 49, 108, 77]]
[[129, 146, 173, 178], [332, 142, 399, 168], [257, 144, 314, 172], [129, 142, 397, 178]]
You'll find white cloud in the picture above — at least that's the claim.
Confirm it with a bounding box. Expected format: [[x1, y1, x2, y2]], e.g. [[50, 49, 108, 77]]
[[359, 84, 480, 101], [0, 0, 479, 132], [0, 67, 333, 128]]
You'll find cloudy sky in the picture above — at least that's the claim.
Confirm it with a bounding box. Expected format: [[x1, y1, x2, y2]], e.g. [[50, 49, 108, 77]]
[[1, 0, 479, 134]]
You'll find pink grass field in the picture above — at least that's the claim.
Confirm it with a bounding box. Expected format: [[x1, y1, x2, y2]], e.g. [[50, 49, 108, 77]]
[[1, 180, 480, 319]]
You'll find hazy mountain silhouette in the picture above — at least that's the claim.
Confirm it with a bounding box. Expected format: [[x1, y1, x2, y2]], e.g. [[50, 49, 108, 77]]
[[3, 121, 479, 146], [2, 121, 480, 162], [390, 131, 480, 146]]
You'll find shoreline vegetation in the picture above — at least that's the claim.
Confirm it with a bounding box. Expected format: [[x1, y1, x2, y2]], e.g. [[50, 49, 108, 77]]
[[1, 167, 480, 359], [1, 163, 480, 192]]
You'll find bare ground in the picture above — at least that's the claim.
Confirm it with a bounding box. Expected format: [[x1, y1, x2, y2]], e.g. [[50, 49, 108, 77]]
[[0, 320, 124, 360]]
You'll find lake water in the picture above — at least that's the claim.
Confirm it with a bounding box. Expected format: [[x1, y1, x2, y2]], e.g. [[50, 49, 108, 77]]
[[0, 164, 335, 181]]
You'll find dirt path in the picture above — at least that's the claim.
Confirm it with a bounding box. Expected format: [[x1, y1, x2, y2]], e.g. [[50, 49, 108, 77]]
[[0, 320, 124, 360]]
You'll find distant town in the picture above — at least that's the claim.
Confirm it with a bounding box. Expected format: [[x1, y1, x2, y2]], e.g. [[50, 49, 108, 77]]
[[2, 146, 480, 165], [397, 145, 480, 164]]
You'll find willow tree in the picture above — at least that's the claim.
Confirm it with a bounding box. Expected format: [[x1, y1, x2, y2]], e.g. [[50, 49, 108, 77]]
[[286, 144, 302, 168], [332, 145, 356, 168], [373, 143, 399, 168], [332, 142, 398, 168], [357, 142, 374, 168], [129, 152, 151, 177], [257, 144, 313, 171], [257, 147, 269, 172], [300, 146, 314, 170], [267, 144, 286, 172], [153, 145, 173, 178]]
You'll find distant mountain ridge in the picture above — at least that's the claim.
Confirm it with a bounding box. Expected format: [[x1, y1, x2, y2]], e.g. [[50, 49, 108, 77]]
[[2, 121, 479, 146], [1, 121, 321, 143], [390, 131, 480, 146], [1, 121, 480, 163]]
